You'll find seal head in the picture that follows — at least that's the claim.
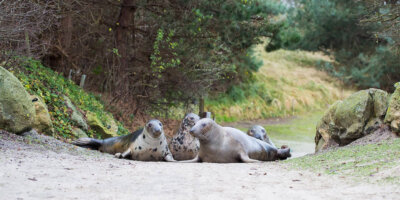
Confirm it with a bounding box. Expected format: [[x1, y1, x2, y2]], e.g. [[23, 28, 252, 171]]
[[189, 118, 215, 142], [247, 125, 276, 148], [248, 125, 266, 140], [182, 113, 200, 130], [145, 119, 163, 138]]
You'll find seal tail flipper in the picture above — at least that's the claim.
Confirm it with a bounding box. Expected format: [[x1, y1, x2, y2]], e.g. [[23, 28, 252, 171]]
[[277, 148, 291, 160], [72, 138, 103, 150]]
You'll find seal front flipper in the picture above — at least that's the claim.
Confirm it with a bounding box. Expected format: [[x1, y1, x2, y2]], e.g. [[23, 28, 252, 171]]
[[72, 138, 103, 150], [239, 152, 261, 163], [179, 155, 200, 163], [164, 153, 176, 162], [115, 149, 131, 159]]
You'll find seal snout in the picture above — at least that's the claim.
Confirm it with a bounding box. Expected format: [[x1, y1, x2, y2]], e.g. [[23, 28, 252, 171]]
[[254, 134, 263, 140], [154, 128, 161, 134]]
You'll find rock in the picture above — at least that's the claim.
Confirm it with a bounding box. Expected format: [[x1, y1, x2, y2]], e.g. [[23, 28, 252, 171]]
[[31, 95, 54, 135], [21, 129, 39, 137], [372, 89, 390, 118], [332, 89, 374, 144], [315, 88, 389, 152], [315, 101, 341, 152], [104, 114, 119, 134], [86, 111, 118, 138], [64, 95, 88, 131], [384, 83, 400, 134], [71, 127, 88, 138], [0, 66, 35, 134]]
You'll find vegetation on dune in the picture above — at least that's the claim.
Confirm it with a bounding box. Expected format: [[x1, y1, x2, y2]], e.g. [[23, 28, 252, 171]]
[[206, 44, 352, 122], [3, 58, 129, 139], [286, 138, 400, 184]]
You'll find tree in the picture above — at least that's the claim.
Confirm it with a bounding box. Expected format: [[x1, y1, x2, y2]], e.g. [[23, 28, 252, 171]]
[[270, 0, 400, 90], [360, 0, 400, 50], [0, 0, 283, 116]]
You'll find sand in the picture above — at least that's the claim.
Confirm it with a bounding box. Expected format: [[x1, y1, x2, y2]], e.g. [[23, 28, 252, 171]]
[[1, 131, 399, 200]]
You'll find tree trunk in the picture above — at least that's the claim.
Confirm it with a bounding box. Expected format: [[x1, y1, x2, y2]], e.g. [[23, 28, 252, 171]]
[[61, 12, 73, 49], [115, 0, 136, 92]]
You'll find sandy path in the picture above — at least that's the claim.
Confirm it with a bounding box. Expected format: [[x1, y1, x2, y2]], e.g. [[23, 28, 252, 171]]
[[1, 131, 399, 200]]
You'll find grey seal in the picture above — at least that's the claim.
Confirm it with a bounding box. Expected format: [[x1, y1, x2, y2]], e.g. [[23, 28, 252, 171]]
[[169, 113, 200, 160], [72, 119, 175, 161], [182, 118, 291, 163]]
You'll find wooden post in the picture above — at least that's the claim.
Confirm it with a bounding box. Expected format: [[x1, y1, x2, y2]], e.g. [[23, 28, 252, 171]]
[[80, 74, 86, 88], [68, 69, 74, 80], [199, 97, 212, 119], [199, 97, 204, 117]]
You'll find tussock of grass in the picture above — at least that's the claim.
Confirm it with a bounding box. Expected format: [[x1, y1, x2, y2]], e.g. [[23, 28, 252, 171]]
[[286, 139, 400, 184], [206, 44, 353, 122]]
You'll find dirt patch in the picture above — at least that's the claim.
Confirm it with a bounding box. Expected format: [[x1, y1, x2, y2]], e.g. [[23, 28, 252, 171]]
[[349, 125, 399, 146], [1, 130, 399, 199]]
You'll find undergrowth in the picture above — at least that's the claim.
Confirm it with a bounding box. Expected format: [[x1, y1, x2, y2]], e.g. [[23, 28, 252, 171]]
[[4, 57, 129, 139]]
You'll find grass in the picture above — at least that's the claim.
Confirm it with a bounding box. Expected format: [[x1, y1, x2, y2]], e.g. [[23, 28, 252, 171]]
[[265, 112, 322, 142], [3, 57, 129, 139], [285, 138, 400, 184], [206, 43, 353, 122]]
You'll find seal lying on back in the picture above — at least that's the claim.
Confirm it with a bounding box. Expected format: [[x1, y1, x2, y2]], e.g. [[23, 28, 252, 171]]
[[72, 119, 175, 162], [247, 125, 276, 148], [182, 118, 291, 163], [169, 113, 200, 160]]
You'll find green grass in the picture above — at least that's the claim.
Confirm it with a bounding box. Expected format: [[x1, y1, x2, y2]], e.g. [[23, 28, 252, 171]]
[[265, 112, 322, 142], [206, 44, 353, 123], [285, 138, 400, 184], [4, 57, 129, 139]]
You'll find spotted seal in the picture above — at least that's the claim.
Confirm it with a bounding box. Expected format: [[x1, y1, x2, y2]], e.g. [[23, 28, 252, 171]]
[[247, 125, 276, 148], [169, 113, 200, 160], [72, 119, 175, 161], [181, 118, 291, 163]]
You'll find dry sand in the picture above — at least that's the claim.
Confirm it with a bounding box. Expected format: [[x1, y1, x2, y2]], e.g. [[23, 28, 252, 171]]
[[1, 131, 399, 200]]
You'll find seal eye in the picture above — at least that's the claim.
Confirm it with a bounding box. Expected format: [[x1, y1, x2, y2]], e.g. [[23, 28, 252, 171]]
[[148, 123, 152, 128], [159, 123, 162, 127], [190, 117, 194, 121], [201, 123, 206, 128], [261, 129, 265, 133]]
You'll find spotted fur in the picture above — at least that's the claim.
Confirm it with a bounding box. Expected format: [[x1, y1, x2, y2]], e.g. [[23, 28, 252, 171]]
[[169, 113, 200, 160], [73, 119, 175, 162]]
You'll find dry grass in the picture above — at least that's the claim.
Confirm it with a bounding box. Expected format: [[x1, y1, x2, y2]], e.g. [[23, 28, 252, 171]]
[[206, 44, 354, 122]]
